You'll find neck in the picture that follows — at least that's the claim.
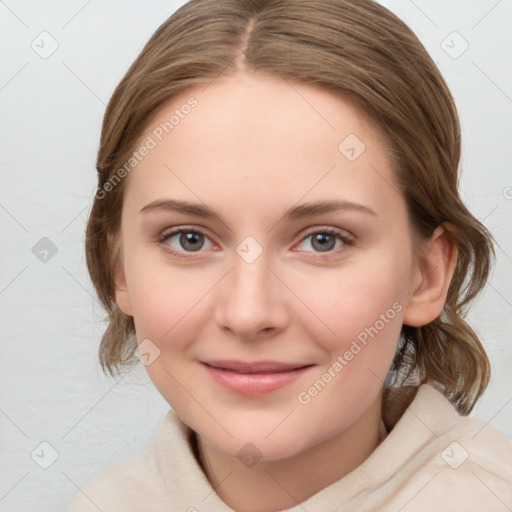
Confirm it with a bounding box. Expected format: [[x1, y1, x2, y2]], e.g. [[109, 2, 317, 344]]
[[196, 391, 385, 512]]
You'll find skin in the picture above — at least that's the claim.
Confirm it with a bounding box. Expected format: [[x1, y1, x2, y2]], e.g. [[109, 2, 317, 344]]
[[114, 71, 457, 512]]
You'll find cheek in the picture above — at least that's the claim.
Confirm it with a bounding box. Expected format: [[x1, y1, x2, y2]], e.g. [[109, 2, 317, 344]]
[[292, 266, 406, 428], [125, 266, 208, 407], [297, 259, 407, 346], [125, 255, 214, 349], [130, 286, 192, 344]]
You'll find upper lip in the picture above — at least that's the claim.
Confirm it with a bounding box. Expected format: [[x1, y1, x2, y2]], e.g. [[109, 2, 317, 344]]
[[201, 360, 313, 374]]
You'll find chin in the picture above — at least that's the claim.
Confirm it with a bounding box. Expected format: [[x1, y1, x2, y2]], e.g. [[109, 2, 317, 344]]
[[221, 435, 308, 463], [203, 416, 315, 462]]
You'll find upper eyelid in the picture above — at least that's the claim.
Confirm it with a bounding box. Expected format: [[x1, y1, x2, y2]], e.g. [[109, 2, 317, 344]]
[[160, 225, 216, 240], [301, 225, 352, 238]]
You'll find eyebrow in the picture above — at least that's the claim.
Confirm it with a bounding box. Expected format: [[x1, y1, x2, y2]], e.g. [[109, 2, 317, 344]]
[[139, 198, 377, 223]]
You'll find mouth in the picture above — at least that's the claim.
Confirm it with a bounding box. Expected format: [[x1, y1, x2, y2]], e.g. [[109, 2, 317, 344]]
[[202, 360, 313, 373], [200, 360, 314, 396]]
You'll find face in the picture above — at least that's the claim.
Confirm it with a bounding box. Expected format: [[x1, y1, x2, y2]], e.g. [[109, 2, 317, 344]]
[[114, 72, 422, 461]]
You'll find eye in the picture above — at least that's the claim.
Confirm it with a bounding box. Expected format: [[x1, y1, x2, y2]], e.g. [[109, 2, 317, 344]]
[[156, 226, 353, 259], [157, 228, 214, 257], [295, 227, 353, 254]]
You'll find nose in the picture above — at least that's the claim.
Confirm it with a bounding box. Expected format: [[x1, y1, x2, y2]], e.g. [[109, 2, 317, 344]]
[[213, 250, 290, 341]]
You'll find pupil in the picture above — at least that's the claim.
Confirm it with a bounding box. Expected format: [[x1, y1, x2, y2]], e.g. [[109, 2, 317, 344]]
[[180, 232, 203, 251], [313, 233, 334, 252]]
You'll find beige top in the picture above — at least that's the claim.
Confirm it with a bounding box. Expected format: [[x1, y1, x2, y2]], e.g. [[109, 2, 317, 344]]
[[68, 383, 512, 511]]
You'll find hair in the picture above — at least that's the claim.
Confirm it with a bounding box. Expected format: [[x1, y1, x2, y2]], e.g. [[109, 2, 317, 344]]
[[85, 0, 494, 416]]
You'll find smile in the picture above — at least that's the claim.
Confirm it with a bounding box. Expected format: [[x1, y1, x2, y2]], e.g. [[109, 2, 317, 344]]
[[200, 360, 314, 396]]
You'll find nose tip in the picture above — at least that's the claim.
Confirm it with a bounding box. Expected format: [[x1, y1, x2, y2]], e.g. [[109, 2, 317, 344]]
[[213, 252, 289, 341]]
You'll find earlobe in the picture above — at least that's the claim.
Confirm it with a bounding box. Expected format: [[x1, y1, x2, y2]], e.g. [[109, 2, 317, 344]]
[[402, 224, 458, 327], [114, 265, 133, 317], [109, 234, 133, 317]]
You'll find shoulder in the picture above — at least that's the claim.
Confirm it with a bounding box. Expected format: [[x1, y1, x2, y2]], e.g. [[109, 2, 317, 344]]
[[427, 413, 512, 502], [399, 418, 512, 512], [67, 450, 166, 512], [67, 409, 184, 512], [382, 384, 512, 511]]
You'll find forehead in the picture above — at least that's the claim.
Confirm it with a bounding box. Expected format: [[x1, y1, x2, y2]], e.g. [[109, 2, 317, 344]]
[[124, 72, 404, 224]]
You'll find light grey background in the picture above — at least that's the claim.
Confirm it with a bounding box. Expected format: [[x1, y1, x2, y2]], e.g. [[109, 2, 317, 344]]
[[0, 1, 510, 511]]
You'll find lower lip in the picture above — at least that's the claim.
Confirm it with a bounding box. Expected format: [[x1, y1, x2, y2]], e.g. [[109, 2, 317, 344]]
[[202, 364, 312, 396]]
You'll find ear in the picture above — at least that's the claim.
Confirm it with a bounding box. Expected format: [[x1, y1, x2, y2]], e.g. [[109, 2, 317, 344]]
[[109, 234, 133, 317], [402, 224, 457, 327]]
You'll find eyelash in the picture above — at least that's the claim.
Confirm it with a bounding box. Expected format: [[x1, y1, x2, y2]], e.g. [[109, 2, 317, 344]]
[[155, 226, 354, 260]]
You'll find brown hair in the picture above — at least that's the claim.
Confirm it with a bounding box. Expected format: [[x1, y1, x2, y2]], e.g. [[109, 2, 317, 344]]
[[85, 0, 494, 415]]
